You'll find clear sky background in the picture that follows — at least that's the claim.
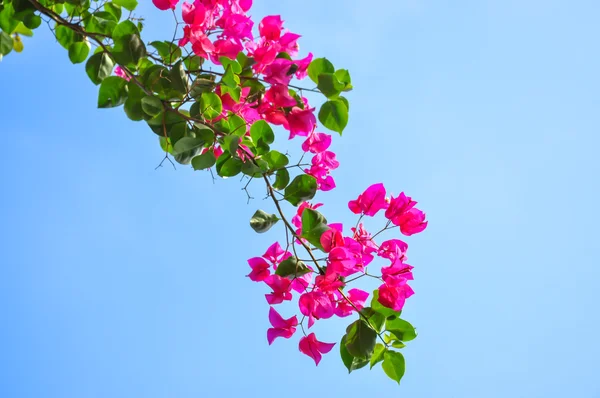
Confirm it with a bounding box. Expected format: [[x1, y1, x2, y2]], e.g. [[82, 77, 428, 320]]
[[1, 0, 599, 397]]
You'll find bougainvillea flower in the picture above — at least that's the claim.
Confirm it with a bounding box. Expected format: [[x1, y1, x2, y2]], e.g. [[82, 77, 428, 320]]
[[153, 0, 179, 10], [114, 66, 129, 81], [348, 183, 389, 216], [278, 32, 301, 56], [381, 260, 414, 282], [302, 131, 331, 153], [182, 1, 206, 25], [351, 223, 378, 254], [211, 39, 243, 63], [264, 84, 298, 108], [264, 275, 292, 304], [395, 208, 428, 236], [385, 192, 417, 222], [259, 15, 283, 40], [263, 58, 294, 85], [247, 257, 270, 281], [190, 30, 216, 59], [287, 106, 317, 138], [299, 291, 334, 327], [291, 268, 313, 293], [299, 333, 335, 365], [320, 228, 344, 253], [262, 242, 291, 267], [267, 307, 298, 345], [378, 239, 408, 262], [294, 52, 313, 79], [378, 275, 415, 312], [328, 247, 359, 276], [335, 288, 369, 317]]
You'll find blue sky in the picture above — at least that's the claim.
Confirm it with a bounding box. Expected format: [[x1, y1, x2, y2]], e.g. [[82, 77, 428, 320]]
[[1, 0, 599, 397]]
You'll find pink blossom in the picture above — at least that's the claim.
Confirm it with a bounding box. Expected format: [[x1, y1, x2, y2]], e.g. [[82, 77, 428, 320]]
[[291, 269, 313, 293], [348, 183, 389, 216], [278, 32, 301, 56], [351, 223, 378, 255], [378, 239, 408, 262], [259, 15, 283, 41], [287, 106, 317, 138], [262, 242, 291, 267], [182, 1, 206, 25], [302, 131, 331, 154], [264, 84, 297, 108], [211, 39, 243, 62], [299, 291, 334, 327], [247, 257, 270, 281], [328, 247, 359, 277], [294, 52, 313, 79], [267, 307, 298, 345], [299, 333, 335, 366], [385, 192, 417, 223], [114, 66, 129, 81], [335, 288, 369, 317], [395, 208, 428, 236], [251, 42, 278, 72], [264, 275, 293, 304], [381, 260, 414, 282], [378, 275, 415, 312], [190, 30, 216, 59], [238, 0, 252, 12], [312, 151, 339, 170], [320, 228, 343, 253], [153, 0, 179, 10], [219, 12, 253, 42], [263, 58, 294, 85]]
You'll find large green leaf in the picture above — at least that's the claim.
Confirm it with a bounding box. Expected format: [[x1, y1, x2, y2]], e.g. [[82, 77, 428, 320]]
[[249, 210, 279, 233], [250, 120, 274, 145], [317, 73, 345, 98], [275, 256, 310, 278], [97, 76, 128, 108], [191, 151, 216, 170], [150, 40, 182, 64], [307, 57, 335, 84], [284, 174, 317, 206], [112, 33, 145, 68], [300, 208, 329, 251], [340, 335, 370, 373], [345, 320, 378, 360], [85, 52, 114, 85], [273, 168, 290, 190], [113, 0, 138, 11], [199, 92, 222, 120], [263, 150, 289, 171], [370, 344, 386, 369], [381, 351, 405, 384], [318, 99, 348, 135], [386, 318, 417, 342], [141, 96, 163, 117], [68, 41, 90, 64]]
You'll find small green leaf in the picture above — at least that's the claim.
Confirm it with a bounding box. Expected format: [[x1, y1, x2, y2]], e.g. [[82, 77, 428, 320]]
[[345, 320, 378, 360], [112, 33, 145, 68], [98, 76, 128, 108], [382, 351, 406, 384], [220, 85, 241, 102], [173, 137, 205, 154], [68, 41, 90, 64], [275, 256, 310, 278], [335, 69, 352, 88], [199, 92, 222, 120], [221, 64, 240, 87], [220, 56, 242, 73], [300, 208, 329, 250], [263, 150, 289, 171], [370, 344, 386, 369], [112, 20, 138, 41], [191, 151, 216, 170], [250, 210, 280, 233], [0, 31, 13, 56], [317, 73, 345, 98], [85, 52, 114, 85], [169, 60, 190, 94], [319, 99, 348, 135], [123, 81, 145, 121], [150, 40, 182, 64], [386, 318, 417, 342], [284, 174, 317, 206], [216, 155, 243, 177], [23, 14, 41, 30], [250, 120, 274, 145], [273, 168, 290, 190], [141, 96, 163, 117], [228, 114, 247, 137], [340, 335, 370, 373], [307, 57, 335, 84], [104, 3, 122, 21], [55, 24, 79, 50], [361, 307, 387, 333], [113, 0, 138, 11]]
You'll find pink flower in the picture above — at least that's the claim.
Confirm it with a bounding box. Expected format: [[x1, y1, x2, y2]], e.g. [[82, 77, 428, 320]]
[[351, 223, 378, 254], [348, 183, 389, 216], [287, 106, 316, 139], [264, 275, 292, 304], [211, 39, 243, 62], [395, 208, 428, 236], [378, 239, 408, 262], [385, 192, 417, 223], [267, 307, 298, 345], [190, 30, 216, 59], [263, 58, 294, 85], [278, 32, 301, 56], [328, 247, 359, 277], [299, 291, 334, 328], [262, 242, 291, 267], [378, 275, 415, 312], [335, 288, 369, 317], [264, 84, 297, 108], [299, 333, 335, 366], [302, 131, 331, 154], [291, 269, 313, 293], [153, 0, 179, 10], [294, 52, 313, 79], [113, 66, 129, 81], [238, 0, 252, 12], [251, 42, 278, 72], [247, 257, 270, 281], [320, 228, 343, 253], [381, 260, 414, 282], [259, 15, 283, 40], [182, 1, 206, 25]]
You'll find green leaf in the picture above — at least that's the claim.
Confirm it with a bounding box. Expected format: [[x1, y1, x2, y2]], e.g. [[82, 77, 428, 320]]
[[220, 56, 242, 73], [199, 92, 222, 120], [300, 208, 329, 250], [173, 137, 205, 154], [0, 31, 13, 56], [250, 120, 274, 145], [335, 69, 352, 88], [361, 307, 387, 333], [284, 174, 317, 206], [317, 73, 345, 98], [123, 81, 145, 121], [184, 55, 203, 71], [191, 151, 216, 170], [386, 318, 417, 342], [104, 3, 122, 21], [23, 14, 41, 30], [68, 41, 90, 64], [382, 351, 405, 384], [319, 99, 348, 135], [340, 335, 370, 373], [275, 256, 310, 278], [263, 150, 289, 171], [273, 168, 290, 190], [345, 320, 378, 360], [112, 20, 138, 41], [113, 0, 138, 11], [370, 344, 386, 369], [169, 61, 190, 94], [216, 154, 243, 177], [85, 51, 114, 85], [220, 85, 241, 102], [84, 14, 117, 36], [55, 25, 79, 50], [150, 40, 182, 64], [307, 57, 335, 84], [97, 76, 128, 108], [141, 96, 163, 117], [228, 114, 247, 137], [221, 64, 240, 87], [371, 290, 402, 318], [249, 209, 279, 233], [0, 3, 18, 34], [13, 22, 34, 37], [112, 33, 145, 68]]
